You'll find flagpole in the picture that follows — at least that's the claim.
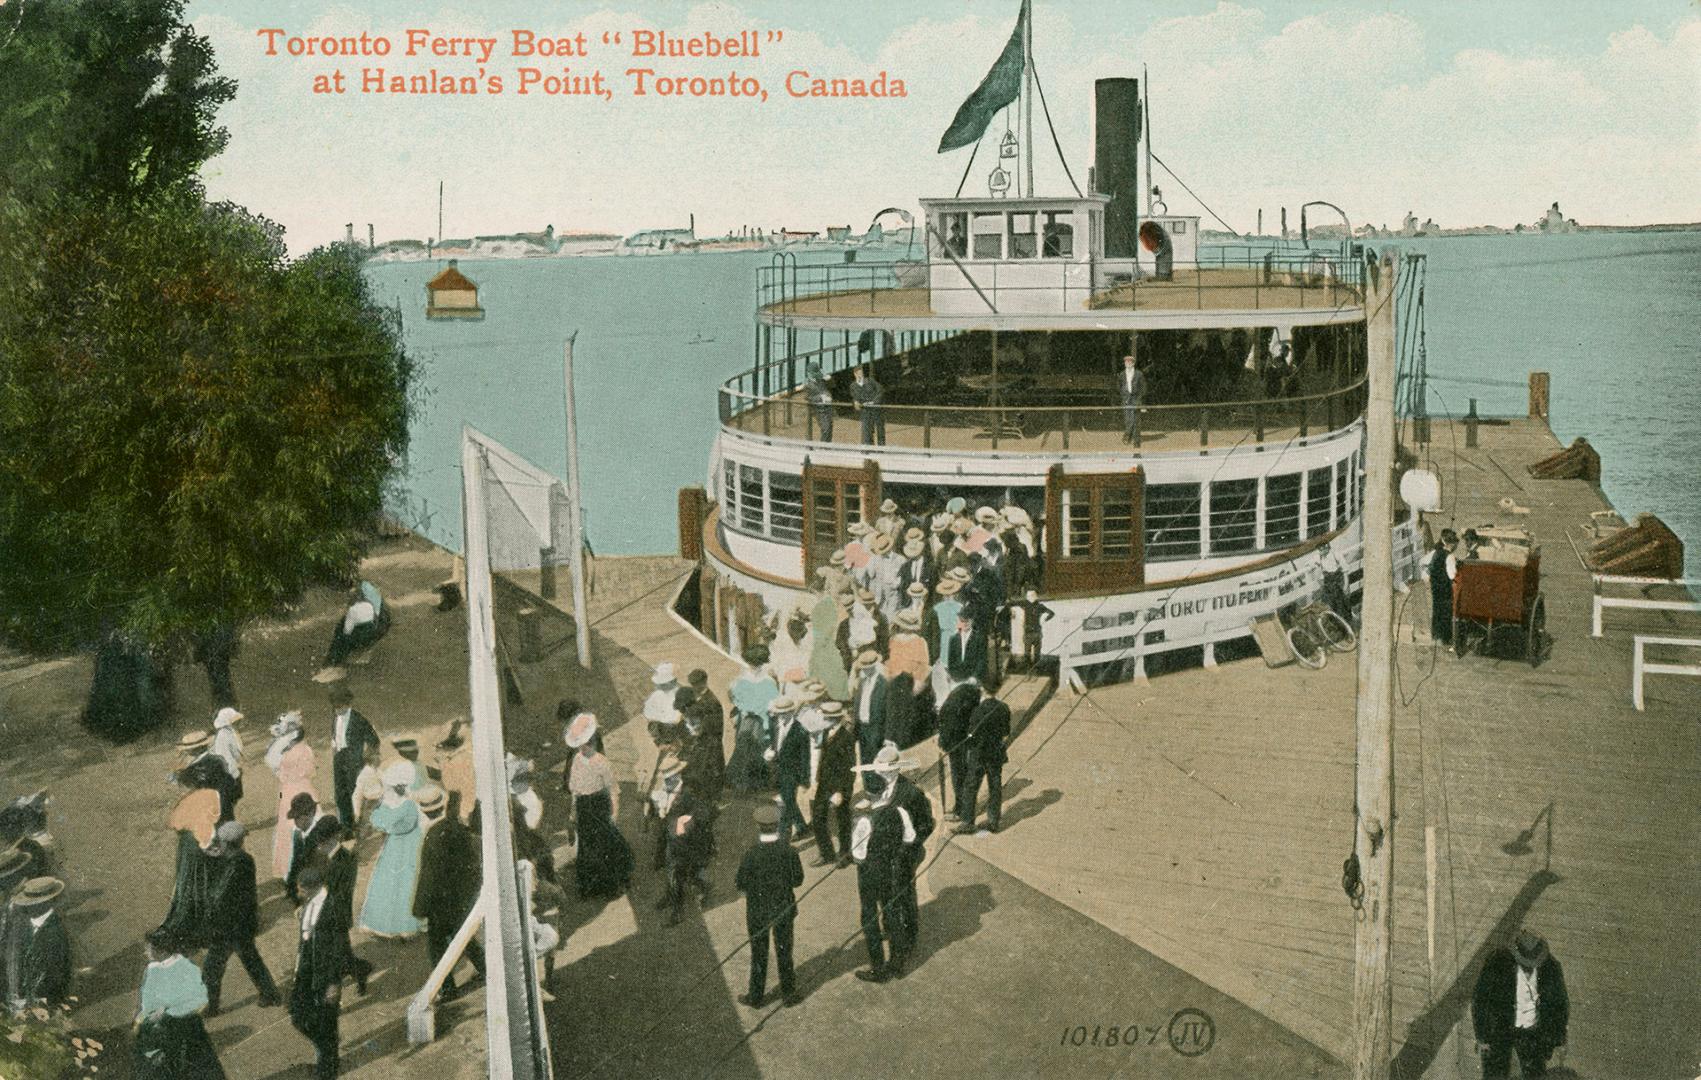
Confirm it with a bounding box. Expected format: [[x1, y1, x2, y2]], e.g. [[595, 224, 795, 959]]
[[1022, 0, 1035, 198], [1143, 65, 1153, 214]]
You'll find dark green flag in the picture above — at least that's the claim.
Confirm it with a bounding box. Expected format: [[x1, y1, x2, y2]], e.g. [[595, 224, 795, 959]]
[[937, 0, 1028, 153]]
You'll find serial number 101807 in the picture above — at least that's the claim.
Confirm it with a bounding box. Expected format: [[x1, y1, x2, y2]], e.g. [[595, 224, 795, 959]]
[[1060, 1024, 1161, 1048]]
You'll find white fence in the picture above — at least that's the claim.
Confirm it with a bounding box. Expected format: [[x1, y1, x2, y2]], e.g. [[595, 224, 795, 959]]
[[1590, 574, 1701, 638], [1632, 635, 1701, 711]]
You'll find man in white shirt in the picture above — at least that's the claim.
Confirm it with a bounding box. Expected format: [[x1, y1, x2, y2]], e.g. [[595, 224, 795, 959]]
[[1471, 928, 1568, 1078]]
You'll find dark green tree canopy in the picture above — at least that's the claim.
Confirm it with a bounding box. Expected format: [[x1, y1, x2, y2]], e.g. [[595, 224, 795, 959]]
[[0, 0, 234, 203], [0, 193, 414, 656]]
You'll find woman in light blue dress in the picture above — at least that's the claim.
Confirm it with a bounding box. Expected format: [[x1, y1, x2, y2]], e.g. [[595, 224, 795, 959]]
[[358, 762, 425, 937]]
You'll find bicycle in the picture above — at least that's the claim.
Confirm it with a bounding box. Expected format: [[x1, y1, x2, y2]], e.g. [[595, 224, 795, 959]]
[[1280, 598, 1357, 669]]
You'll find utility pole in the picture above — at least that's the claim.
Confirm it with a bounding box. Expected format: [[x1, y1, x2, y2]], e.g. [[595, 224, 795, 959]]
[[1353, 250, 1399, 1080], [563, 336, 593, 669]]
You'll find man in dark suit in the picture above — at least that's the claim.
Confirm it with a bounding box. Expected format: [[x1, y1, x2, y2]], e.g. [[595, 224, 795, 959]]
[[201, 821, 280, 1015], [734, 804, 804, 1007], [289, 862, 349, 1080], [647, 762, 713, 925], [936, 682, 980, 820], [1119, 353, 1147, 444], [764, 697, 811, 842], [810, 703, 857, 867], [849, 651, 888, 765], [896, 538, 933, 597], [944, 611, 988, 688], [1471, 929, 1569, 1078], [681, 670, 726, 805], [283, 795, 341, 907], [956, 683, 1012, 834], [177, 731, 242, 824], [3, 876, 71, 1011], [412, 786, 485, 997], [327, 684, 379, 826]]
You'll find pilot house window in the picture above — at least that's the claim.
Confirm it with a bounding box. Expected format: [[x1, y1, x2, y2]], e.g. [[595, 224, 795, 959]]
[[1008, 212, 1037, 259], [939, 212, 967, 258], [972, 213, 1004, 259], [1042, 212, 1074, 257]]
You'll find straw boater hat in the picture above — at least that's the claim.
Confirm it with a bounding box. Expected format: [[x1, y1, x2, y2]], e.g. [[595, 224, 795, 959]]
[[936, 579, 962, 596], [797, 683, 826, 704], [853, 649, 882, 670], [651, 663, 677, 686], [178, 730, 213, 754], [894, 608, 922, 631], [416, 785, 447, 815], [1512, 929, 1549, 969], [929, 513, 952, 533], [847, 522, 872, 537], [948, 566, 972, 583], [0, 845, 31, 881], [975, 506, 999, 525], [879, 498, 898, 514], [213, 707, 242, 730], [856, 586, 876, 604], [391, 736, 419, 754], [949, 517, 972, 536], [1002, 505, 1033, 529], [906, 582, 929, 598], [902, 538, 925, 558], [868, 532, 894, 555], [767, 695, 798, 714], [564, 712, 598, 749], [904, 527, 924, 542], [855, 743, 917, 774], [830, 549, 847, 566], [11, 877, 63, 907]]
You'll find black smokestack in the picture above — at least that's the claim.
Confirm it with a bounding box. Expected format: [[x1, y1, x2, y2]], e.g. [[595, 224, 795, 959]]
[[1094, 78, 1141, 259]]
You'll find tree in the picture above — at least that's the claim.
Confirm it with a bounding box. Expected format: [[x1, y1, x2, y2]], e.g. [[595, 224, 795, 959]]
[[0, 193, 414, 738], [0, 0, 234, 205]]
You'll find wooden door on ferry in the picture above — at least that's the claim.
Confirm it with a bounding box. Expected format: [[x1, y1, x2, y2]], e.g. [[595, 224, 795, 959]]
[[800, 460, 880, 582], [1042, 465, 1145, 596]]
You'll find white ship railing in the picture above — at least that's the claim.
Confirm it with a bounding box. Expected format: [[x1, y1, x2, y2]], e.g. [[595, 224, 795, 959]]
[[1632, 635, 1701, 711], [1590, 573, 1701, 638]]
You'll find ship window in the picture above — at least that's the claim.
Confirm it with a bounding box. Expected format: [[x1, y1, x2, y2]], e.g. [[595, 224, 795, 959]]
[[769, 472, 803, 542], [1144, 483, 1201, 561], [1042, 212, 1074, 257], [939, 212, 967, 258], [740, 465, 766, 533], [1060, 482, 1137, 560], [843, 483, 862, 526], [1101, 487, 1135, 558], [1061, 490, 1089, 557], [1265, 473, 1302, 548], [1209, 478, 1258, 555], [1008, 212, 1037, 259], [1306, 465, 1333, 536], [1334, 459, 1348, 527], [722, 460, 740, 529], [1172, 220, 1187, 235], [972, 212, 1003, 259]]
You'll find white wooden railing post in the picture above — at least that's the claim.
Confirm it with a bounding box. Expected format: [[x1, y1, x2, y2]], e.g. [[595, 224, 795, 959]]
[[1633, 637, 1646, 710]]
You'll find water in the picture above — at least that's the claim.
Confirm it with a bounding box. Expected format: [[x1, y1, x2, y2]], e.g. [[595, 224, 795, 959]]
[[370, 232, 1701, 577]]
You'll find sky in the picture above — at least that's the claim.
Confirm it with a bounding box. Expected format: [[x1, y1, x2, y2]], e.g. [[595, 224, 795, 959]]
[[184, 0, 1701, 253]]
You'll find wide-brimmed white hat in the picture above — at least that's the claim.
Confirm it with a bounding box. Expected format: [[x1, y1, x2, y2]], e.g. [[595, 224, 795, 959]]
[[565, 712, 598, 748], [651, 663, 677, 686], [855, 743, 917, 774], [929, 513, 952, 533], [879, 498, 898, 514], [213, 707, 243, 730], [1001, 506, 1033, 528], [382, 761, 415, 788]]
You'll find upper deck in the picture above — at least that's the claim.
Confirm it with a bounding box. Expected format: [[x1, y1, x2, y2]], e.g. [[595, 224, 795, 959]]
[[758, 199, 1366, 332]]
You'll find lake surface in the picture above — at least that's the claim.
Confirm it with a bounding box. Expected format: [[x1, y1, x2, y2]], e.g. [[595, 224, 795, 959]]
[[369, 231, 1700, 576]]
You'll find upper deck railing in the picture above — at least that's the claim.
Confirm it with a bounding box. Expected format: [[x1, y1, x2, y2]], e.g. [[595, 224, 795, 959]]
[[720, 362, 1368, 454], [757, 248, 1366, 320]]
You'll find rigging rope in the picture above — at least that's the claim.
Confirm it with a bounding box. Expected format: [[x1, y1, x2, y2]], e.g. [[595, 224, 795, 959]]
[[1149, 151, 1242, 236], [1027, 57, 1082, 197]]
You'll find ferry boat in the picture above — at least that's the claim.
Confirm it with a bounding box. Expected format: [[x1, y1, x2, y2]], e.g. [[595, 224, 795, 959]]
[[679, 66, 1421, 687]]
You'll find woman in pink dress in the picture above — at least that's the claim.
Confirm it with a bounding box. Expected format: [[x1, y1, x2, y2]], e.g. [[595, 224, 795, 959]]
[[263, 711, 317, 879]]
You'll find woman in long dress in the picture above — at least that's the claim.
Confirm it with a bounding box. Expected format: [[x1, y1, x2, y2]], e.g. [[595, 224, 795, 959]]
[[564, 713, 633, 901], [726, 644, 779, 792], [807, 590, 851, 699], [133, 928, 225, 1079], [264, 711, 316, 880], [358, 763, 425, 937]]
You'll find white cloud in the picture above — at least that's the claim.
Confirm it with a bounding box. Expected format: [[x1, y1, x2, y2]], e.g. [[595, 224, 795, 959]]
[[189, 3, 1701, 250]]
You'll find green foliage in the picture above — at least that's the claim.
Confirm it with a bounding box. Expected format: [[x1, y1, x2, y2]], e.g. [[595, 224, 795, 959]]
[[0, 0, 235, 204], [0, 192, 414, 659]]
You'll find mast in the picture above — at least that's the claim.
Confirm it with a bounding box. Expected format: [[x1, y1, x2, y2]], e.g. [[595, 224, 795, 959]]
[[1022, 0, 1035, 198], [1352, 250, 1399, 1080], [1144, 65, 1153, 213]]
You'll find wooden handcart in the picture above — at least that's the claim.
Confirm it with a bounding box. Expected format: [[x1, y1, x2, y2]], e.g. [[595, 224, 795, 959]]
[[1452, 541, 1545, 665]]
